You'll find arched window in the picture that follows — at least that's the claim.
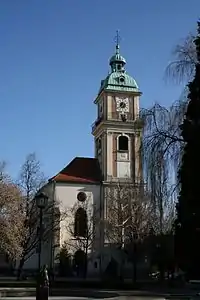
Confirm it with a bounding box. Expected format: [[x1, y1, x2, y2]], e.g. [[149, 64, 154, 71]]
[[118, 135, 129, 151], [74, 249, 87, 273], [74, 208, 88, 238]]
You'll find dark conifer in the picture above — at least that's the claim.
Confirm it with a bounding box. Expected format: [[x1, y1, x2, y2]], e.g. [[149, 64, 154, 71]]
[[175, 21, 200, 278]]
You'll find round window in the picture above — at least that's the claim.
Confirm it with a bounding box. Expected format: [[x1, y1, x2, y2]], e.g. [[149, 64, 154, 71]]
[[119, 77, 125, 83], [77, 192, 87, 202]]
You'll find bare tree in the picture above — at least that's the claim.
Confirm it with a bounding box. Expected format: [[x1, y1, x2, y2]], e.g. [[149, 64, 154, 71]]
[[18, 153, 46, 215], [15, 153, 45, 276], [0, 164, 25, 261], [104, 180, 156, 281], [16, 193, 68, 278], [104, 180, 154, 245], [105, 179, 176, 280], [165, 33, 196, 83], [16, 153, 66, 277]]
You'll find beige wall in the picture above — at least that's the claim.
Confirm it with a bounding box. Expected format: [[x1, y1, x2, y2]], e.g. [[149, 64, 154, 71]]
[[55, 182, 101, 249], [21, 181, 102, 270]]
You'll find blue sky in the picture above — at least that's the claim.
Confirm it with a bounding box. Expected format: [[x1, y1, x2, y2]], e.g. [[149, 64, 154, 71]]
[[0, 0, 199, 179]]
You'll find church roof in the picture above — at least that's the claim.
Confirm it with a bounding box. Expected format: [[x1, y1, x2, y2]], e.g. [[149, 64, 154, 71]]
[[98, 34, 139, 94], [99, 71, 139, 93], [49, 157, 102, 184]]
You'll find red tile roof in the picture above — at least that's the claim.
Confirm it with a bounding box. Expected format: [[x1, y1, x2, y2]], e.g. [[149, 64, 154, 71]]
[[49, 157, 102, 184]]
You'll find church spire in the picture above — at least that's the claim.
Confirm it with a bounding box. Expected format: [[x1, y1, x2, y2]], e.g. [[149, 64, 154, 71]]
[[115, 30, 121, 55], [109, 30, 126, 73], [97, 31, 139, 94]]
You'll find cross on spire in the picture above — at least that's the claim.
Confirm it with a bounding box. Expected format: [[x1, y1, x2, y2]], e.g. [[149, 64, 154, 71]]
[[114, 30, 121, 54], [115, 30, 121, 46]]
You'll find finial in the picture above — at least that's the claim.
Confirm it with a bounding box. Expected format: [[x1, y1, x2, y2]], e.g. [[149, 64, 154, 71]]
[[114, 30, 121, 54]]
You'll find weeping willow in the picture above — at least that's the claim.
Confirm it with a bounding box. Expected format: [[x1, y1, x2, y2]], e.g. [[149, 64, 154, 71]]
[[140, 90, 188, 233], [165, 33, 196, 84], [139, 30, 198, 233]]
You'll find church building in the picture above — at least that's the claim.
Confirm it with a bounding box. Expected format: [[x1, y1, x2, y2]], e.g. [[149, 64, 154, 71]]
[[23, 36, 143, 275]]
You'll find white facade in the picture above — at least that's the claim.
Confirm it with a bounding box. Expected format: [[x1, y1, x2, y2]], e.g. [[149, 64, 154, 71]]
[[55, 182, 101, 249], [22, 180, 102, 273]]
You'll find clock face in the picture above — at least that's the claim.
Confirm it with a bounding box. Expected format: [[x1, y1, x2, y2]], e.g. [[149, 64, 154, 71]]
[[120, 102, 126, 109], [116, 97, 129, 112]]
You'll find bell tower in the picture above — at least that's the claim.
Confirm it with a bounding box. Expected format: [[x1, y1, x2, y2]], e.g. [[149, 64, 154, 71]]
[[92, 32, 143, 183]]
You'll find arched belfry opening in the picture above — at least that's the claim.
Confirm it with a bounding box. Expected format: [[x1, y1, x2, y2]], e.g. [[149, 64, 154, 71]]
[[118, 135, 129, 151], [74, 207, 88, 238]]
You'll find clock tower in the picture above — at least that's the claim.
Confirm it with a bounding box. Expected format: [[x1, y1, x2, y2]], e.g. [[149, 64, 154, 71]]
[[92, 35, 143, 183]]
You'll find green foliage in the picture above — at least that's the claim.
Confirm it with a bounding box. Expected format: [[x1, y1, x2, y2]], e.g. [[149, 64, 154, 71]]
[[58, 242, 72, 277]]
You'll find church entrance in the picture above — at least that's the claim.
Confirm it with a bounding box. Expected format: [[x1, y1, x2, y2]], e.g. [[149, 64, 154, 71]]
[[74, 249, 87, 277]]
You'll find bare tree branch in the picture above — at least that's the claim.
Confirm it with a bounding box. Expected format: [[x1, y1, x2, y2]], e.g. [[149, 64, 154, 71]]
[[15, 153, 48, 276], [17, 153, 46, 214], [17, 194, 68, 277], [104, 180, 155, 246], [165, 33, 196, 84]]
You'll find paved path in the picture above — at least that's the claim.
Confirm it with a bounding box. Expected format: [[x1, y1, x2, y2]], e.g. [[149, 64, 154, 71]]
[[1, 297, 90, 300], [1, 297, 166, 300], [0, 289, 196, 300]]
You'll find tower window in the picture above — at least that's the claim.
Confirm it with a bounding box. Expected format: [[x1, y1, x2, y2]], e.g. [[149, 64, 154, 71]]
[[117, 64, 122, 71], [118, 135, 129, 151]]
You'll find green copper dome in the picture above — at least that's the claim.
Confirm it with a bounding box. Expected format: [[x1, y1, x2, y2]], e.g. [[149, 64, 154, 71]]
[[99, 42, 139, 94], [100, 71, 138, 93]]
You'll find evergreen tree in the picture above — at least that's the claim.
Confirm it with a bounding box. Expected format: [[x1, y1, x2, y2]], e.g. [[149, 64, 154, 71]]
[[175, 21, 200, 278]]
